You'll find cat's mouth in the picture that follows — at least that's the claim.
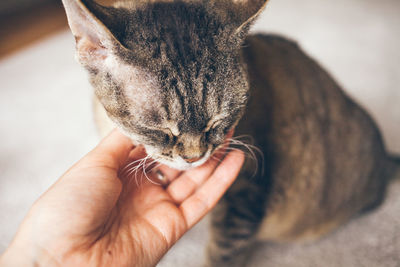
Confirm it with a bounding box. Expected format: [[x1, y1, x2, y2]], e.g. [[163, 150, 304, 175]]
[[150, 150, 212, 171], [144, 129, 235, 171]]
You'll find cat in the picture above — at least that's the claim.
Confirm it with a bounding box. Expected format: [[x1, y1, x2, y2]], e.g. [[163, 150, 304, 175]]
[[62, 0, 400, 266]]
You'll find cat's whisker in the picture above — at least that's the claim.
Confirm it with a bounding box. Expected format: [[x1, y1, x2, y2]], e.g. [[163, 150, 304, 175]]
[[230, 135, 255, 143], [214, 146, 254, 159], [229, 141, 258, 162], [124, 157, 144, 169], [126, 159, 144, 177], [211, 155, 223, 163], [125, 157, 148, 188], [228, 138, 260, 153], [137, 157, 149, 188], [120, 158, 144, 178], [213, 148, 256, 170], [237, 146, 260, 177], [119, 156, 163, 186], [148, 163, 162, 174], [142, 156, 162, 186], [146, 158, 157, 169], [128, 162, 136, 186], [225, 138, 265, 177], [127, 165, 139, 186], [134, 162, 141, 188], [143, 158, 158, 174], [124, 157, 147, 174]]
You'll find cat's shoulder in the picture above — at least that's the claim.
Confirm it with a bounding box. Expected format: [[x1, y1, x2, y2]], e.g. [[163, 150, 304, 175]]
[[242, 34, 308, 63], [246, 33, 300, 50], [247, 33, 299, 47]]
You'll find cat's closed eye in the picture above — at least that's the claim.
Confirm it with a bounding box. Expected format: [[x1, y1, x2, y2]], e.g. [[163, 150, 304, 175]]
[[162, 129, 178, 145], [206, 128, 225, 145], [204, 119, 222, 133]]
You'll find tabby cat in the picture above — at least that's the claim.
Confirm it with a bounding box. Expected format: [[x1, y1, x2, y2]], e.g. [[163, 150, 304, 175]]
[[62, 0, 400, 266]]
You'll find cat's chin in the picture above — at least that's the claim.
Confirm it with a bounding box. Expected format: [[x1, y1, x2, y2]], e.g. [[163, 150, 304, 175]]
[[153, 154, 210, 171], [140, 144, 213, 170]]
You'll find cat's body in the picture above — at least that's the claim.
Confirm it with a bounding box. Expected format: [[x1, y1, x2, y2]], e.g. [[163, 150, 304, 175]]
[[207, 34, 400, 265], [62, 0, 400, 266]]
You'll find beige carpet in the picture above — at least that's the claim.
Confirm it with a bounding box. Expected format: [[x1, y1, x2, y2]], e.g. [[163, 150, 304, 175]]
[[0, 0, 399, 266]]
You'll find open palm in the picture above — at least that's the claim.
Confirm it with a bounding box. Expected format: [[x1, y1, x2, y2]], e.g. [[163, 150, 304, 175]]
[[1, 130, 244, 267]]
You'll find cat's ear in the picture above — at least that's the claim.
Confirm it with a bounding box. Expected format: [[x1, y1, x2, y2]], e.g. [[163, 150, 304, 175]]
[[214, 0, 269, 34], [62, 0, 126, 68]]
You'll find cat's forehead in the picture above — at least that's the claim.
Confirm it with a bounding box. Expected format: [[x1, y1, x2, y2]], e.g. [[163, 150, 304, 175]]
[[116, 2, 226, 63], [98, 2, 248, 133], [103, 54, 217, 129], [104, 55, 160, 109]]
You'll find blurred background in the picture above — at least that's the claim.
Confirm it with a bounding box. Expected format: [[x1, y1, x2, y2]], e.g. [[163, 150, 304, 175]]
[[0, 0, 399, 266], [0, 0, 64, 57]]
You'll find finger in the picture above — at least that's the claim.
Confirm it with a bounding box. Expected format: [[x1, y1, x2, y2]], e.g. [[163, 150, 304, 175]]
[[166, 148, 227, 203], [128, 145, 146, 160], [156, 165, 182, 184], [180, 150, 245, 228], [86, 129, 135, 170]]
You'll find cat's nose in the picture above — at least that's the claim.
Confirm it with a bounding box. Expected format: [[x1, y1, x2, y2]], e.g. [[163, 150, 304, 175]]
[[183, 156, 202, 163]]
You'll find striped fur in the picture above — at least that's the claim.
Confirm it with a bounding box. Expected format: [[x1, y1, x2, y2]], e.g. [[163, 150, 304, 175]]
[[62, 1, 400, 266], [62, 0, 258, 169]]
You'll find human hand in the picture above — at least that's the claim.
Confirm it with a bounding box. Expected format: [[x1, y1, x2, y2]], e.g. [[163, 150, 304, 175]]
[[0, 130, 244, 267]]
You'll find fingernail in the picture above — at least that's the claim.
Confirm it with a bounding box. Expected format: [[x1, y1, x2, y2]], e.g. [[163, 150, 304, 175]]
[[154, 170, 168, 186]]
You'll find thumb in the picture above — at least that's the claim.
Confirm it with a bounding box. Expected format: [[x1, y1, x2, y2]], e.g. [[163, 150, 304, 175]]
[[48, 129, 135, 205], [23, 130, 134, 232]]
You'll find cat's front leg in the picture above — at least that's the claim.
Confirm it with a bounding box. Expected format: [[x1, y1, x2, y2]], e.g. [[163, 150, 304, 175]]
[[206, 168, 269, 267]]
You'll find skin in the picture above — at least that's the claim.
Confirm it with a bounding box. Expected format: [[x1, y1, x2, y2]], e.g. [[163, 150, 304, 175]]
[[0, 130, 244, 267]]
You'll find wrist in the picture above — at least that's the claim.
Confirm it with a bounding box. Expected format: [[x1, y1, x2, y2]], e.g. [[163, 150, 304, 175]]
[[0, 235, 61, 267], [0, 243, 35, 267]]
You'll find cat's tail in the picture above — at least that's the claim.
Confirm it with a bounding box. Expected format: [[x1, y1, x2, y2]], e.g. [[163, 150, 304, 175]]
[[386, 154, 400, 182]]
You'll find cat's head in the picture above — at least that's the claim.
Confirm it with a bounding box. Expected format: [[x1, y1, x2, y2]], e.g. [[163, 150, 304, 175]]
[[62, 0, 268, 170]]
